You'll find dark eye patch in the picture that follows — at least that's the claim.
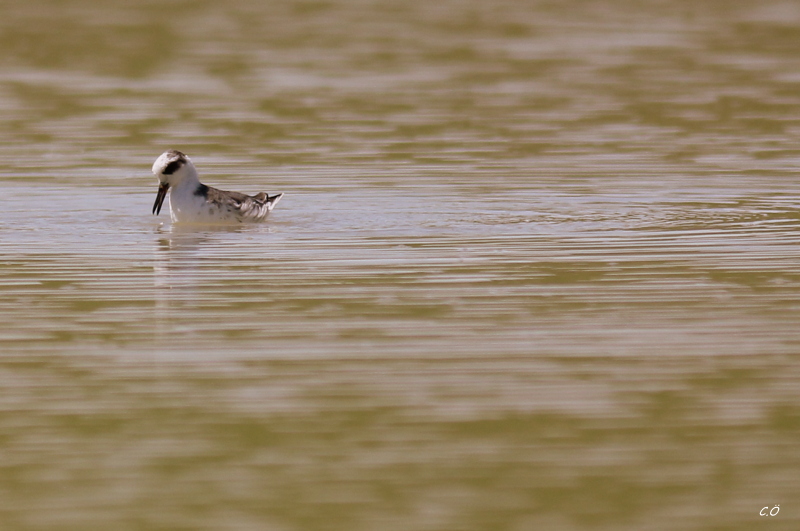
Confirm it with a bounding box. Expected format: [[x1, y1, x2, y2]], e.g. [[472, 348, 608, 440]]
[[163, 159, 183, 175]]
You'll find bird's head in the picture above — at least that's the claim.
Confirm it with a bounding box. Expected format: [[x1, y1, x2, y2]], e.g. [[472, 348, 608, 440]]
[[151, 150, 195, 215]]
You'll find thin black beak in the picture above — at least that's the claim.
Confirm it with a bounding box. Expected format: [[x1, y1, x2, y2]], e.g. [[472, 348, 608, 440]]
[[153, 182, 169, 215]]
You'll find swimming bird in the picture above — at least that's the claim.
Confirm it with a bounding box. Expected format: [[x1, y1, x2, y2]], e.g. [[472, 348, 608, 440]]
[[151, 150, 283, 223]]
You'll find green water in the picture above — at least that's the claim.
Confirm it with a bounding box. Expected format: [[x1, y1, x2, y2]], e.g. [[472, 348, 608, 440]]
[[1, 1, 800, 529]]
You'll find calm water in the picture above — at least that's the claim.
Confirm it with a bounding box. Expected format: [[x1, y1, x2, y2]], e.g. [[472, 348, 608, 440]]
[[1, 1, 800, 529]]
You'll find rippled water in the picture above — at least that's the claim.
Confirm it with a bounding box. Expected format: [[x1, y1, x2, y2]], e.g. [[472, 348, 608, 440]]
[[2, 1, 800, 529]]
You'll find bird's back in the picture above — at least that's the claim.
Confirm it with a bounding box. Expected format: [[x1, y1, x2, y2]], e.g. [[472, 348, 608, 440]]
[[204, 186, 283, 222]]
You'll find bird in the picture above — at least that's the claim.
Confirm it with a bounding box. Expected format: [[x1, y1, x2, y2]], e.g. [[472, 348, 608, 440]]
[[151, 150, 283, 223]]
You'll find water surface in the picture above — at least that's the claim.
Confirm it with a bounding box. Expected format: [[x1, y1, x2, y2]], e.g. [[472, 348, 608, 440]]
[[1, 1, 800, 529]]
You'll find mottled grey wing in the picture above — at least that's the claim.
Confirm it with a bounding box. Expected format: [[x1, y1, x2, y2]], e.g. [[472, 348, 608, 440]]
[[206, 187, 272, 222]]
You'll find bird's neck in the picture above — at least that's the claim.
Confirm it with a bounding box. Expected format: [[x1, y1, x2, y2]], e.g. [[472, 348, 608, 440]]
[[173, 168, 201, 191]]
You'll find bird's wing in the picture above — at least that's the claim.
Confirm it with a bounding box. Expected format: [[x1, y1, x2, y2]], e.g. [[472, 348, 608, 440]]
[[206, 186, 276, 222]]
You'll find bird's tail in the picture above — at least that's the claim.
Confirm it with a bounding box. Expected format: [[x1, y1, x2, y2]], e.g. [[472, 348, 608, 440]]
[[265, 192, 283, 211]]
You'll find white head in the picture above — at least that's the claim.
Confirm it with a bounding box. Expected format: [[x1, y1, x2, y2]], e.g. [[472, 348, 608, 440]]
[[151, 150, 197, 215]]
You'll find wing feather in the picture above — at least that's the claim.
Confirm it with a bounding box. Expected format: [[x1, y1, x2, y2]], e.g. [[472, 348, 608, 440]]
[[205, 186, 279, 222]]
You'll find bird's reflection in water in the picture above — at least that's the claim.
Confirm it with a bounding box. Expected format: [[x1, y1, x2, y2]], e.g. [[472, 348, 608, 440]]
[[151, 222, 274, 347]]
